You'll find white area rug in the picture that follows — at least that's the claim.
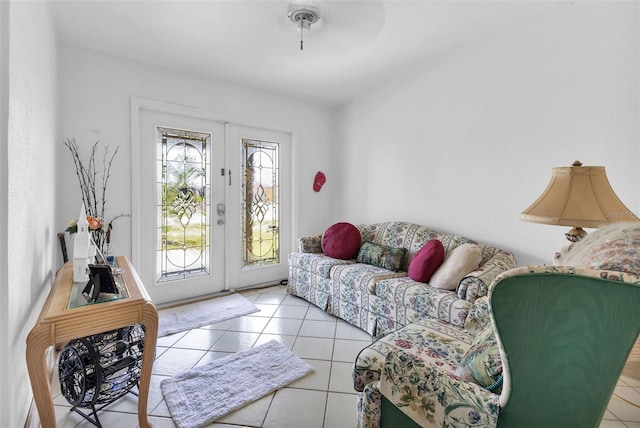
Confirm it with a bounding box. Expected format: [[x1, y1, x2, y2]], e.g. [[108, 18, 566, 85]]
[[160, 340, 315, 428], [157, 293, 259, 337]]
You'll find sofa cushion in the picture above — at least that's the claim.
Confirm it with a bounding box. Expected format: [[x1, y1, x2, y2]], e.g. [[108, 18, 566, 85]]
[[375, 277, 471, 332], [430, 243, 482, 290], [381, 350, 500, 428], [408, 239, 445, 282], [557, 222, 640, 275], [321, 222, 361, 260], [288, 252, 354, 279], [330, 263, 406, 296], [356, 241, 407, 271], [353, 319, 475, 392], [457, 324, 503, 392]]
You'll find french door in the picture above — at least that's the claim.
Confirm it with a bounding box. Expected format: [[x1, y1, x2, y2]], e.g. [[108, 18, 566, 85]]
[[135, 107, 225, 304], [225, 124, 291, 290], [132, 100, 291, 304]]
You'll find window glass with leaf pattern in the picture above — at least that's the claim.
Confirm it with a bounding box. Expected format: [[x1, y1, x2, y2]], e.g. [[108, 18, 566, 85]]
[[241, 139, 279, 267], [157, 127, 210, 282]]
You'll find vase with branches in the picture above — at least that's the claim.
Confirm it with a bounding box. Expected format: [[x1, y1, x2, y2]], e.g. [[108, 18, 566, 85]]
[[64, 138, 129, 257]]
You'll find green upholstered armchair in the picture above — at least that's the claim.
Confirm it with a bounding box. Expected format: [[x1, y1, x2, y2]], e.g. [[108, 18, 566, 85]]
[[376, 266, 640, 428]]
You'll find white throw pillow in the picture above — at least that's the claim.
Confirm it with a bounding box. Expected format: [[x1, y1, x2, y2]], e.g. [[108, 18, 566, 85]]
[[429, 243, 482, 290]]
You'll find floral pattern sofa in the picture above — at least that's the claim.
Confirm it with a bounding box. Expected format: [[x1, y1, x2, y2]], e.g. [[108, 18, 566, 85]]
[[287, 221, 516, 337]]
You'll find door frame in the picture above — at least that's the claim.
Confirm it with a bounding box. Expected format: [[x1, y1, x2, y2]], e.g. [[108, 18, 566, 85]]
[[130, 97, 299, 296], [136, 110, 226, 303]]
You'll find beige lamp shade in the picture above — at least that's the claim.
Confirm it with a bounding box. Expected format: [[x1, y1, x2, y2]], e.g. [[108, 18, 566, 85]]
[[521, 161, 639, 241]]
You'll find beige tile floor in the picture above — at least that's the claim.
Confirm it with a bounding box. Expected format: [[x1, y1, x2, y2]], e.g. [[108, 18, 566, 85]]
[[48, 284, 640, 427]]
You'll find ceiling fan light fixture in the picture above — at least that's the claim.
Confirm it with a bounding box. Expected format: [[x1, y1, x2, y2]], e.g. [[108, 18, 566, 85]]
[[288, 5, 320, 51]]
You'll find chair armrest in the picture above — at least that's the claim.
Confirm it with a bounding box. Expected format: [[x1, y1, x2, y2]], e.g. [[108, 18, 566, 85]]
[[354, 350, 385, 393], [458, 247, 517, 302], [296, 234, 323, 253], [380, 351, 500, 427]]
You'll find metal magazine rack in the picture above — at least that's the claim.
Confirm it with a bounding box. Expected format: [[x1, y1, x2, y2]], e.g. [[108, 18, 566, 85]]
[[58, 324, 146, 427]]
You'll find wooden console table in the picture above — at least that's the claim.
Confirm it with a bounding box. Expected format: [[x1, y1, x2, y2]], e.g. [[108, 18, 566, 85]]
[[26, 256, 158, 427]]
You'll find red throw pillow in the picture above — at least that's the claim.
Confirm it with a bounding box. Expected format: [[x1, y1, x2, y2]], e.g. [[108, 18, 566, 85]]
[[408, 239, 445, 282], [321, 222, 361, 260]]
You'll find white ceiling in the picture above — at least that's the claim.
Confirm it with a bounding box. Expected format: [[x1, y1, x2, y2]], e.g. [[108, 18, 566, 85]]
[[50, 0, 557, 106]]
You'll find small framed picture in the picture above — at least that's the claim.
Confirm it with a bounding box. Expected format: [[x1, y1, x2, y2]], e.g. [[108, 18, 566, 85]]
[[82, 264, 119, 302]]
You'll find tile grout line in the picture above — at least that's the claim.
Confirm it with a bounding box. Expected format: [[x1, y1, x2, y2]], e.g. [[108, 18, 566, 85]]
[[259, 289, 291, 428], [56, 287, 636, 427]]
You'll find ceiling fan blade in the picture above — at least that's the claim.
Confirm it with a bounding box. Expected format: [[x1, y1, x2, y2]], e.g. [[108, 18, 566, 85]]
[[318, 1, 385, 40]]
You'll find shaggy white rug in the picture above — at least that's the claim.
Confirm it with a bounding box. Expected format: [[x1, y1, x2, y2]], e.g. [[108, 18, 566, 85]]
[[158, 293, 259, 337], [160, 340, 315, 428]]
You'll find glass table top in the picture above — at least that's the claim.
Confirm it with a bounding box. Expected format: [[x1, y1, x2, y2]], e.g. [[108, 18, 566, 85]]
[[67, 264, 129, 309]]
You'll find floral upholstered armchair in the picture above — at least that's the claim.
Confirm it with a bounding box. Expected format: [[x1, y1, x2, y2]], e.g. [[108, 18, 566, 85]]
[[353, 293, 500, 427], [354, 264, 640, 428]]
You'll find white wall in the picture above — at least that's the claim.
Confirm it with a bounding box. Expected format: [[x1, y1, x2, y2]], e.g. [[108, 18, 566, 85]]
[[1, 1, 58, 426], [56, 45, 336, 264], [0, 0, 9, 422], [336, 1, 639, 266]]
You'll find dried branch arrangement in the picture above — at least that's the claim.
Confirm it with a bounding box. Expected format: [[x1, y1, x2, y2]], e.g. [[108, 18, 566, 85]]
[[64, 138, 129, 255]]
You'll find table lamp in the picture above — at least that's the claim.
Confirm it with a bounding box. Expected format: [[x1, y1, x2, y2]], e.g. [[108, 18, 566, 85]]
[[521, 160, 640, 242]]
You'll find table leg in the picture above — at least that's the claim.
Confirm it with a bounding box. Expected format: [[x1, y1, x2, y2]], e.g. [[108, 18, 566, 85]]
[[26, 324, 56, 427], [138, 301, 158, 428]]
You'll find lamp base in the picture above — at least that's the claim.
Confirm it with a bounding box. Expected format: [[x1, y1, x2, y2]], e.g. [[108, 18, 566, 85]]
[[565, 227, 587, 242]]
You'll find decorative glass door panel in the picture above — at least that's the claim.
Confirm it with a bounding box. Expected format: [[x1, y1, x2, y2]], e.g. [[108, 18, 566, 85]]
[[158, 127, 210, 282], [134, 104, 225, 305], [226, 125, 291, 289], [242, 139, 279, 268], [133, 101, 290, 302]]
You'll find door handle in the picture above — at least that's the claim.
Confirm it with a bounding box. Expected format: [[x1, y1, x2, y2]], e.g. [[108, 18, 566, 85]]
[[217, 204, 225, 216]]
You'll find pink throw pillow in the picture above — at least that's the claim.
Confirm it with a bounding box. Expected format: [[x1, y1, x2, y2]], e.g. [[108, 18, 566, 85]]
[[321, 222, 361, 260], [408, 239, 445, 282]]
